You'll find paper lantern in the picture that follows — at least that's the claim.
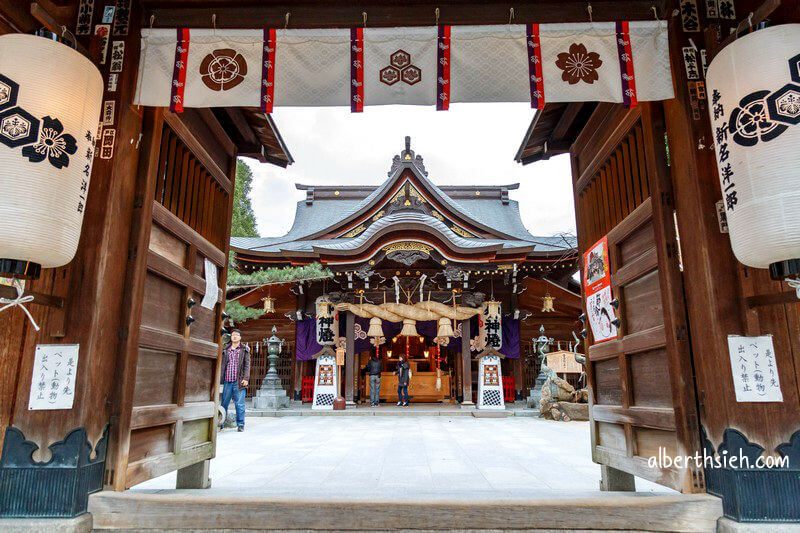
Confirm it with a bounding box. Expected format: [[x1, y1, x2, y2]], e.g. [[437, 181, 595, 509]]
[[0, 34, 103, 278], [541, 293, 555, 313], [315, 296, 338, 345], [366, 317, 384, 337], [261, 296, 275, 314], [484, 301, 502, 350], [399, 319, 418, 337], [706, 24, 800, 277], [437, 317, 454, 338]]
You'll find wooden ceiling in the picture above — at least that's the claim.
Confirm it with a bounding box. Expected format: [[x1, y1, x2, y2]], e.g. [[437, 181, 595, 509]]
[[141, 0, 667, 28]]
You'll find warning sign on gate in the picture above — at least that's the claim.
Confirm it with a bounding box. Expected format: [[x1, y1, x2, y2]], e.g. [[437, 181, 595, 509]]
[[583, 236, 618, 344]]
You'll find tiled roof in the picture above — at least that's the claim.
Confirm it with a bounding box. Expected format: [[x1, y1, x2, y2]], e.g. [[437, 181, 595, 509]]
[[233, 141, 577, 256]]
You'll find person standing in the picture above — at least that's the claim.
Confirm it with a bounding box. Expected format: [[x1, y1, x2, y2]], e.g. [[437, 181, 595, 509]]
[[220, 329, 251, 432], [365, 353, 383, 406], [396, 355, 410, 406]]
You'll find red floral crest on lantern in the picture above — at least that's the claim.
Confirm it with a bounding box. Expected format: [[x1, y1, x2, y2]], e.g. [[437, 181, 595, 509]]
[[555, 43, 603, 85]]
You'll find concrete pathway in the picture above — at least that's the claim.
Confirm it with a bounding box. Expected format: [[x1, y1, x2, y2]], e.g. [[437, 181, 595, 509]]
[[132, 415, 672, 496]]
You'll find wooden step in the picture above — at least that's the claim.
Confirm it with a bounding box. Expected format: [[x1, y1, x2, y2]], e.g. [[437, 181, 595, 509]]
[[89, 490, 722, 532]]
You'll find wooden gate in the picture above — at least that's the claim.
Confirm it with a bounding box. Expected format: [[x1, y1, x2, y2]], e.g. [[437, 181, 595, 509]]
[[572, 103, 702, 492], [106, 108, 236, 490]]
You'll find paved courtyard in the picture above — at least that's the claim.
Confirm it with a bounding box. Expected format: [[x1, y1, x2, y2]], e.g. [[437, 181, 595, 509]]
[[133, 415, 671, 497]]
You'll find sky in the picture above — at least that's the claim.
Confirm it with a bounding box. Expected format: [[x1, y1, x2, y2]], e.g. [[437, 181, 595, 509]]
[[244, 102, 576, 239]]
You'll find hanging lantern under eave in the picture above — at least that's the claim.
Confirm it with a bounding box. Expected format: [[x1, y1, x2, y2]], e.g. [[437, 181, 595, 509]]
[[315, 295, 338, 346], [399, 319, 418, 337], [437, 317, 454, 337], [484, 300, 502, 350], [541, 293, 555, 313], [261, 296, 276, 314], [367, 317, 384, 337], [0, 34, 103, 279], [706, 24, 800, 278]]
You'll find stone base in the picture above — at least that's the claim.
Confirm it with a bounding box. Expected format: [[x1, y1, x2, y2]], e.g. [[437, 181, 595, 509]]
[[717, 517, 800, 532], [252, 388, 290, 410], [558, 401, 590, 421], [0, 514, 92, 533], [176, 460, 211, 489]]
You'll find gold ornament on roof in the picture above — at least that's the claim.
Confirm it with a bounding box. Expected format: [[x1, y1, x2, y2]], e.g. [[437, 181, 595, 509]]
[[341, 224, 366, 238], [383, 242, 433, 255], [451, 225, 475, 238]]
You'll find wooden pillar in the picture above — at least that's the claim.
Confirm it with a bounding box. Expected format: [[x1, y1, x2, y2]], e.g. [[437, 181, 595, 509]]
[[513, 356, 524, 401], [345, 311, 355, 404], [292, 356, 302, 401], [460, 319, 473, 405]]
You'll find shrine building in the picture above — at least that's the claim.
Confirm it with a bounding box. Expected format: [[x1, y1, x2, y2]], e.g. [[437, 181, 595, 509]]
[[230, 138, 583, 405]]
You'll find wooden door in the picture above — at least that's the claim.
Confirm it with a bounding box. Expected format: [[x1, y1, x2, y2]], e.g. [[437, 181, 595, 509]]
[[572, 103, 702, 492], [107, 108, 236, 490]]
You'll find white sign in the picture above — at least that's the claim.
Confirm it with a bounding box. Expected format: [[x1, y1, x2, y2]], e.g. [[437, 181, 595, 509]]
[[29, 344, 79, 410], [200, 257, 218, 310], [727, 335, 783, 402]]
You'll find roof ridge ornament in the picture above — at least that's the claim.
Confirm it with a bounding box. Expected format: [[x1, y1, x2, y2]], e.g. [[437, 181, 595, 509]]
[[388, 135, 428, 177]]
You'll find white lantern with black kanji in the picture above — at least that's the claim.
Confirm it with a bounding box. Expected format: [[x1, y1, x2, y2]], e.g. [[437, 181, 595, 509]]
[[315, 296, 339, 346], [484, 301, 502, 350], [706, 25, 800, 278], [0, 34, 103, 279]]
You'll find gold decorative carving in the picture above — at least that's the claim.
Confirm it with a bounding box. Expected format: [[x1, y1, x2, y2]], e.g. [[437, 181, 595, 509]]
[[496, 264, 514, 271], [451, 225, 475, 238], [341, 224, 366, 238], [431, 210, 444, 221], [382, 242, 433, 255], [372, 210, 385, 221], [391, 184, 426, 204]]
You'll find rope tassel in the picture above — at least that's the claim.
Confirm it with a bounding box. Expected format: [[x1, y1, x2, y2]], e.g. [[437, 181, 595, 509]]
[[0, 279, 40, 331]]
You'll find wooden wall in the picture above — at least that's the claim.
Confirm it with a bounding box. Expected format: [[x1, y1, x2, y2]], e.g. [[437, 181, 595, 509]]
[[0, 1, 144, 456], [663, 0, 800, 454]]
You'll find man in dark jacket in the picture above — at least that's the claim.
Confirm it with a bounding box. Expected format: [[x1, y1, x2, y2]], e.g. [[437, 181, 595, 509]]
[[365, 354, 383, 406], [396, 355, 410, 406], [220, 329, 251, 431]]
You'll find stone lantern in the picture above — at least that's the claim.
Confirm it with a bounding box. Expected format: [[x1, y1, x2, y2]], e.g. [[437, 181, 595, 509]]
[[253, 326, 290, 409]]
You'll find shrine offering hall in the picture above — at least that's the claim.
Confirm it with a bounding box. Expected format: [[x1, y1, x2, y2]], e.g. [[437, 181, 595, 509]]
[[230, 139, 583, 406]]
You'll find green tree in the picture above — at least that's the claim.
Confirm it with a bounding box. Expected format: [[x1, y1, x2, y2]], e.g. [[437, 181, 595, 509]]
[[230, 160, 258, 237]]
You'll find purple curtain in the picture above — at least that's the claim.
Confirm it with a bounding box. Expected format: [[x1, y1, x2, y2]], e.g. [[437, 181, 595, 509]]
[[499, 317, 521, 359], [295, 317, 322, 361]]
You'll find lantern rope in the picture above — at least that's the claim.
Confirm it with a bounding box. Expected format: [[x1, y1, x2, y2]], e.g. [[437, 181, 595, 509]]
[[787, 278, 800, 299], [0, 280, 40, 331]]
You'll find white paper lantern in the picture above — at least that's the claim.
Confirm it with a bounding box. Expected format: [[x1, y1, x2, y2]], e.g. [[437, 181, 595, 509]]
[[484, 301, 502, 350], [706, 25, 800, 276], [315, 295, 339, 345], [0, 34, 103, 278]]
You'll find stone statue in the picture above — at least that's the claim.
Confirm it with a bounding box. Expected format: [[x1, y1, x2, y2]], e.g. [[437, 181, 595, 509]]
[[528, 325, 554, 407]]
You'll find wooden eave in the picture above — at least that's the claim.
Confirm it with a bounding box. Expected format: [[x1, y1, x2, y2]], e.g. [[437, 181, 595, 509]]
[[141, 1, 667, 28], [515, 102, 597, 165], [212, 108, 293, 167]]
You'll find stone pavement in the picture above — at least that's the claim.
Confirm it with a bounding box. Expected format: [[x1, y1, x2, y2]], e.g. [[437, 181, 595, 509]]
[[132, 415, 671, 496]]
